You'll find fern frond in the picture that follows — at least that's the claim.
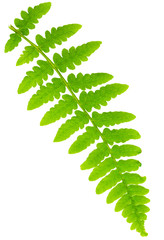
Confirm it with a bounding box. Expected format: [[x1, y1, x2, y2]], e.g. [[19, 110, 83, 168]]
[[69, 126, 100, 154], [89, 158, 141, 181], [92, 111, 136, 127], [117, 159, 142, 172], [80, 84, 128, 112], [96, 169, 122, 194], [53, 41, 102, 72], [54, 111, 89, 142], [80, 143, 110, 170], [5, 33, 22, 53], [16, 24, 82, 65], [102, 128, 141, 145], [18, 60, 54, 94], [36, 24, 82, 52], [16, 46, 39, 66], [14, 2, 51, 36], [40, 94, 78, 126], [111, 144, 141, 159], [27, 78, 66, 110], [5, 2, 51, 53], [67, 73, 113, 92], [6, 3, 150, 237]]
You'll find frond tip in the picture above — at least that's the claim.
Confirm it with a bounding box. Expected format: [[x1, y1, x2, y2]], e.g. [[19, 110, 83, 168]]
[[5, 2, 51, 53]]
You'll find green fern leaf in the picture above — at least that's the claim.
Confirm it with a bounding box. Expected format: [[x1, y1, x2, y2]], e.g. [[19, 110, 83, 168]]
[[40, 94, 78, 126], [122, 173, 146, 185], [27, 78, 66, 110], [5, 2, 51, 53], [53, 41, 102, 72], [115, 194, 132, 212], [36, 24, 82, 52], [102, 128, 141, 145], [106, 182, 127, 204], [128, 185, 149, 196], [89, 157, 116, 181], [17, 24, 82, 65], [117, 159, 141, 172], [54, 111, 89, 142], [96, 170, 122, 194], [92, 111, 136, 127], [5, 33, 22, 53], [79, 84, 128, 112], [5, 4, 150, 236], [89, 159, 141, 181], [67, 73, 113, 92], [69, 126, 100, 154], [80, 143, 110, 170], [132, 196, 150, 205], [18, 60, 54, 94], [16, 46, 39, 66], [14, 2, 51, 36], [111, 144, 142, 159], [115, 195, 150, 212]]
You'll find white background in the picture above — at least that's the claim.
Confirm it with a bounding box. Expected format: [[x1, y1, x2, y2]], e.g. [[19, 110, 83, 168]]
[[0, 0, 163, 239]]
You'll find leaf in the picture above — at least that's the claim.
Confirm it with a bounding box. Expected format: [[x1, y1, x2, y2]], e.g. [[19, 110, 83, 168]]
[[16, 46, 39, 66], [117, 159, 141, 172], [111, 144, 142, 159], [122, 173, 146, 185], [5, 33, 22, 53], [96, 170, 122, 194], [14, 2, 51, 35], [89, 157, 116, 181], [36, 24, 82, 52], [53, 41, 102, 72], [102, 128, 141, 145], [80, 143, 110, 170], [79, 84, 128, 112], [54, 111, 89, 142], [18, 60, 54, 94], [27, 78, 66, 110], [132, 196, 150, 205], [67, 73, 113, 93], [40, 94, 78, 126], [115, 194, 131, 212], [127, 185, 149, 196], [5, 9, 149, 236], [106, 182, 127, 204], [92, 111, 136, 127], [69, 126, 100, 154]]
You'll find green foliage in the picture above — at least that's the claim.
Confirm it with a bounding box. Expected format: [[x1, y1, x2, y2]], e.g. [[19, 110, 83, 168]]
[[69, 126, 100, 154], [16, 46, 39, 66], [5, 2, 149, 237], [18, 60, 54, 94], [54, 111, 89, 142], [79, 84, 128, 112], [36, 24, 82, 52], [92, 111, 136, 127], [28, 78, 66, 110], [5, 2, 51, 52], [17, 24, 82, 65], [53, 41, 102, 72], [5, 33, 22, 53], [80, 143, 110, 170], [102, 128, 141, 145], [14, 2, 51, 35], [67, 73, 113, 92], [40, 94, 78, 126]]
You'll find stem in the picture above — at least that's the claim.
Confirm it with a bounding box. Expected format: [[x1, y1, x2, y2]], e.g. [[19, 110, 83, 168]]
[[9, 25, 146, 233]]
